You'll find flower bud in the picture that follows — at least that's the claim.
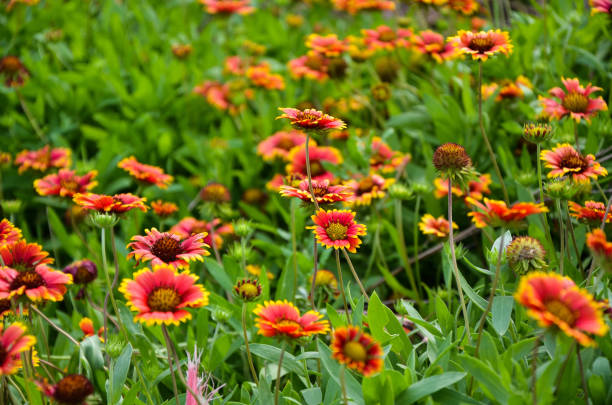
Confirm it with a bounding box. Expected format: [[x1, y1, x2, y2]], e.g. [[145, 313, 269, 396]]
[[87, 212, 119, 229], [506, 236, 547, 275], [523, 122, 553, 144], [388, 183, 414, 201], [233, 278, 262, 302]]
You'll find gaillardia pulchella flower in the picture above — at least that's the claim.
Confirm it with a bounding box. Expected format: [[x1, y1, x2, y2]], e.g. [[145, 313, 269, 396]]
[[343, 174, 393, 207], [0, 240, 53, 271], [308, 209, 367, 253], [306, 34, 348, 57], [568, 200, 611, 224], [449, 29, 513, 61], [14, 145, 71, 174], [331, 326, 383, 376], [118, 156, 173, 189], [586, 229, 612, 272], [253, 300, 330, 339], [257, 130, 310, 161], [127, 228, 209, 269], [539, 78, 608, 122], [0, 265, 72, 302], [0, 219, 22, 248], [151, 200, 179, 218], [541, 144, 607, 183], [73, 193, 148, 213], [277, 107, 346, 131], [515, 271, 609, 346], [119, 264, 209, 326], [590, 0, 612, 14], [467, 198, 548, 229], [419, 214, 458, 238], [286, 144, 343, 182], [412, 30, 458, 63], [34, 169, 98, 198], [280, 179, 353, 204], [506, 236, 547, 275], [0, 322, 36, 375], [362, 25, 413, 51]]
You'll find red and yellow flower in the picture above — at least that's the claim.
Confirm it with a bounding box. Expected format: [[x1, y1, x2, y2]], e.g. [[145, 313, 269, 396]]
[[246, 64, 285, 90], [540, 144, 607, 183], [467, 198, 548, 228], [308, 209, 367, 253], [482, 76, 532, 101], [0, 219, 22, 248], [412, 30, 458, 63], [449, 29, 513, 61], [288, 52, 330, 82], [590, 0, 612, 14], [34, 169, 98, 198], [448, 0, 478, 14], [0, 322, 36, 375], [0, 265, 72, 302], [118, 156, 173, 189], [0, 240, 53, 272], [119, 264, 209, 326], [277, 107, 346, 131], [73, 193, 148, 213], [309, 269, 339, 295], [569, 201, 611, 224], [200, 0, 254, 15], [586, 229, 612, 271], [306, 34, 348, 57], [253, 300, 330, 339], [332, 0, 395, 14], [362, 25, 413, 51], [331, 326, 383, 376], [14, 145, 71, 174], [419, 214, 458, 238], [169, 217, 226, 249], [539, 78, 607, 122], [281, 179, 353, 204], [127, 228, 209, 269], [343, 174, 393, 206], [257, 130, 310, 162], [151, 200, 179, 218], [369, 137, 411, 174], [515, 271, 609, 346], [286, 144, 343, 182]]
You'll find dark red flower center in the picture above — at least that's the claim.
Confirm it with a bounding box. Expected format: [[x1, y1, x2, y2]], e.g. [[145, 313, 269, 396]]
[[468, 36, 495, 53], [276, 136, 296, 151], [309, 161, 326, 177], [326, 222, 348, 241], [151, 236, 182, 263], [344, 341, 367, 362], [53, 374, 94, 404], [559, 153, 588, 171], [0, 299, 10, 314], [60, 178, 79, 193], [10, 270, 45, 291], [357, 177, 375, 194], [304, 54, 325, 70], [561, 92, 589, 113], [147, 287, 181, 312], [201, 184, 229, 203], [74, 266, 95, 284], [0, 56, 22, 74], [545, 299, 576, 326], [379, 30, 397, 42], [312, 186, 329, 197]]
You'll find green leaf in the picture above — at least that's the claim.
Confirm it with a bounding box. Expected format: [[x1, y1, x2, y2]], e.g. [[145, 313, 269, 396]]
[[434, 295, 453, 335], [366, 292, 394, 345], [491, 296, 514, 336], [110, 343, 133, 404], [317, 340, 365, 405], [301, 387, 322, 405], [458, 354, 511, 403], [249, 343, 304, 377], [204, 258, 233, 293], [81, 335, 104, 371], [396, 372, 467, 404]]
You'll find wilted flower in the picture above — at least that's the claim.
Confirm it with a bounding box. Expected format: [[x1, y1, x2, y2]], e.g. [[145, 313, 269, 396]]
[[506, 236, 547, 275], [39, 374, 94, 405]]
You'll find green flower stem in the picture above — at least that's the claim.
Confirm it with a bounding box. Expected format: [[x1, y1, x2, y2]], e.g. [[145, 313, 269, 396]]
[[395, 200, 420, 303], [310, 237, 319, 310], [531, 334, 542, 405], [555, 199, 565, 275], [161, 325, 180, 405], [342, 249, 369, 302], [448, 179, 471, 341], [290, 201, 298, 301], [536, 143, 556, 265], [340, 365, 349, 405], [305, 132, 321, 308], [274, 341, 287, 405], [163, 325, 206, 405], [242, 303, 259, 384], [17, 89, 46, 142], [477, 60, 509, 204], [573, 120, 580, 153], [413, 195, 422, 295], [475, 230, 506, 357], [564, 205, 583, 273], [576, 345, 589, 405], [208, 223, 223, 266], [336, 250, 351, 325]]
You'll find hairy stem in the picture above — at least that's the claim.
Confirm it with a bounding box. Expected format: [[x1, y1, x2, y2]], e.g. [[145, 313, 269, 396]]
[[336, 250, 351, 324], [242, 304, 259, 384], [342, 249, 369, 302], [274, 342, 287, 405]]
